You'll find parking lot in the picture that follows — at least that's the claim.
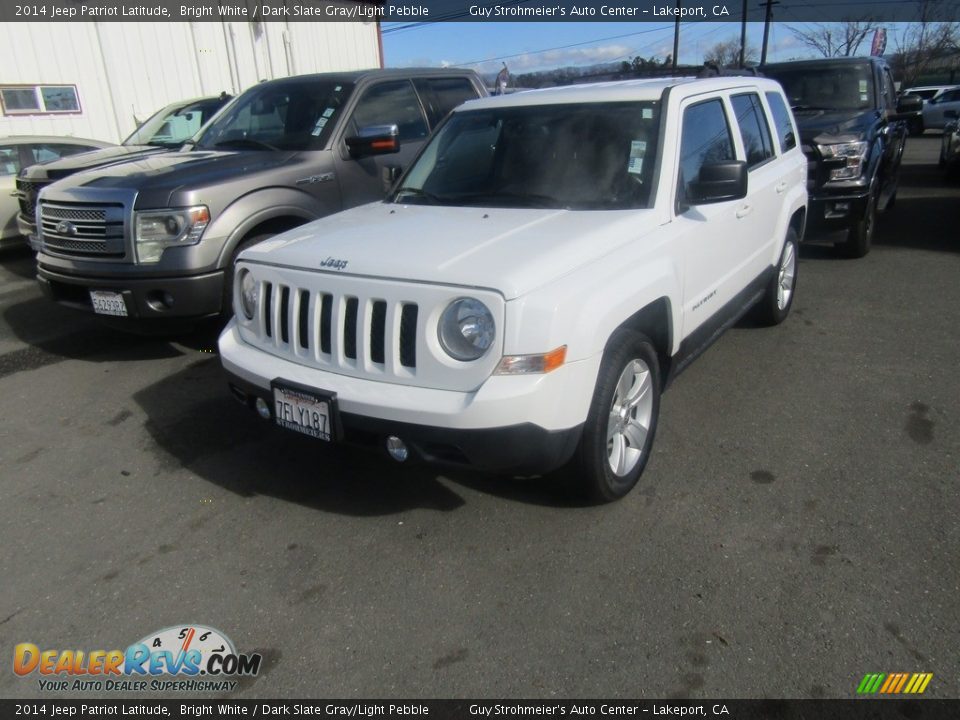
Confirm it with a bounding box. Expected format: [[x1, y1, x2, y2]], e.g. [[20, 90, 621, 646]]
[[0, 135, 957, 700]]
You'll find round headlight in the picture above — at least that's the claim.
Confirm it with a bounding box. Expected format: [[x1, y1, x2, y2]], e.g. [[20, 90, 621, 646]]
[[438, 297, 495, 361], [238, 269, 257, 320]]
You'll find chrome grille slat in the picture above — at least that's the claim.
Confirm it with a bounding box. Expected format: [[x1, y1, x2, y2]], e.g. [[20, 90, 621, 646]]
[[38, 201, 125, 258]]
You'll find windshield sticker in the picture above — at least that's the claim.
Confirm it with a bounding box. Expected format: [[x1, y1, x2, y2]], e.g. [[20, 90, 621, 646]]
[[628, 140, 647, 175], [311, 117, 329, 136], [322, 107, 335, 119], [642, 108, 653, 119]]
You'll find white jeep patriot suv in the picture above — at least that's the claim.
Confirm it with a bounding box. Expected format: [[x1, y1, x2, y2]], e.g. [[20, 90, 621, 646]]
[[219, 77, 807, 502]]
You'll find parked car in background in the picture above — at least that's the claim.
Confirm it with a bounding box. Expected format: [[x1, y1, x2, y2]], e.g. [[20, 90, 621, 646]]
[[219, 76, 807, 502], [16, 94, 232, 248], [1, 136, 112, 249], [939, 109, 960, 178], [34, 69, 486, 331], [922, 86, 960, 131], [763, 57, 917, 257]]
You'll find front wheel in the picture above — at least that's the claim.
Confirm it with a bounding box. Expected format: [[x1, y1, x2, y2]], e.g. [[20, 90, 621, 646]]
[[574, 329, 661, 503], [836, 189, 876, 259]]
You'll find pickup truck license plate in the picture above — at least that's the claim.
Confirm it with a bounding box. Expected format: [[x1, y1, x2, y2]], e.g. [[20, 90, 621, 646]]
[[89, 290, 128, 317], [271, 381, 338, 442]]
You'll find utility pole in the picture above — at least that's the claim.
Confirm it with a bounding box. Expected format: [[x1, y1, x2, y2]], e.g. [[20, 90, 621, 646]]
[[760, 0, 779, 65], [672, 0, 681, 73], [739, 0, 748, 67]]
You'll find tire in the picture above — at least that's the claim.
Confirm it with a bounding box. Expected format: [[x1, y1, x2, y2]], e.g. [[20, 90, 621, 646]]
[[755, 227, 799, 326], [908, 117, 924, 137], [836, 187, 876, 259], [221, 233, 275, 321], [574, 329, 661, 503]]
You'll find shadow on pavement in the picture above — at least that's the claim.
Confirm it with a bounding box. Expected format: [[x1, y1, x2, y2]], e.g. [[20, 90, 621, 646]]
[[133, 357, 585, 515], [874, 196, 960, 253], [0, 246, 37, 280]]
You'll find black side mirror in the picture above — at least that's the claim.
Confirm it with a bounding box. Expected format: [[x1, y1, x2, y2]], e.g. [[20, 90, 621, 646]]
[[897, 95, 923, 114], [687, 161, 748, 205], [346, 124, 400, 158]]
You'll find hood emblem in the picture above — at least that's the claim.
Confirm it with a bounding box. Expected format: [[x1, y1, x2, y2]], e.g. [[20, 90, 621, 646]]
[[56, 221, 77, 236], [320, 257, 348, 271]]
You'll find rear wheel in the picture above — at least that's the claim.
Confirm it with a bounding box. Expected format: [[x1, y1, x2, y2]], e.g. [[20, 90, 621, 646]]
[[574, 329, 660, 503], [755, 227, 799, 326]]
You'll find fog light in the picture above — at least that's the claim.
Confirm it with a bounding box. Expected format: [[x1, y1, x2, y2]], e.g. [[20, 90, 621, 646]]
[[254, 397, 271, 420], [386, 436, 409, 462]]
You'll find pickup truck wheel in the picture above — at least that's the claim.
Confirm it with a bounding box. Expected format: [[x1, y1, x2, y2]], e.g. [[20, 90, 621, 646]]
[[908, 117, 924, 136], [755, 228, 799, 326], [837, 189, 876, 259], [575, 329, 660, 503]]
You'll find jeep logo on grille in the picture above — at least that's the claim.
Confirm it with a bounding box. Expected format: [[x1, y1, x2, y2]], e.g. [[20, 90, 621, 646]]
[[56, 221, 77, 236]]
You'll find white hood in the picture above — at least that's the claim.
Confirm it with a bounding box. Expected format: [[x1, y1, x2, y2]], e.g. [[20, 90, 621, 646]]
[[240, 202, 659, 300]]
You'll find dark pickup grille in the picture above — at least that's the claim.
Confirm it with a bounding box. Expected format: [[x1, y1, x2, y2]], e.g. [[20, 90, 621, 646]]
[[39, 201, 125, 258], [15, 178, 49, 220], [260, 282, 419, 370]]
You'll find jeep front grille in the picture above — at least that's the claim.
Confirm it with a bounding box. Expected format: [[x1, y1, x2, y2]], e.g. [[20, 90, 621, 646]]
[[15, 178, 49, 220], [39, 201, 125, 258], [259, 281, 420, 371]]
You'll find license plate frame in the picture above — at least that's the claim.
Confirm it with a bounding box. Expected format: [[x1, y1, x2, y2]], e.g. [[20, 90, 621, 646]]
[[270, 379, 341, 442], [89, 289, 128, 317]]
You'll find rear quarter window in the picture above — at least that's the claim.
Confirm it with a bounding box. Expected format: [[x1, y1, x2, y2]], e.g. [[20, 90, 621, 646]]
[[764, 91, 797, 153]]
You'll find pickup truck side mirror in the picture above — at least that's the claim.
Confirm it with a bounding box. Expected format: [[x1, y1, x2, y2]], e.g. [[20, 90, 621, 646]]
[[687, 161, 748, 205], [346, 124, 400, 158], [896, 95, 923, 114]]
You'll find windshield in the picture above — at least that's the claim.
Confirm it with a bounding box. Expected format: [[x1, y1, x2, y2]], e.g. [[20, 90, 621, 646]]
[[124, 98, 228, 147], [764, 64, 875, 112], [393, 101, 661, 210], [194, 79, 353, 152]]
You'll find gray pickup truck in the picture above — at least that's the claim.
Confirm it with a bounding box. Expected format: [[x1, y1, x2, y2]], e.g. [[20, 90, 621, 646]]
[[35, 68, 486, 330]]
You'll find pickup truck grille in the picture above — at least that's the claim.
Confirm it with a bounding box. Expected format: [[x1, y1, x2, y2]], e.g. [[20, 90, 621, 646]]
[[38, 201, 126, 259], [15, 178, 49, 220], [259, 281, 420, 371]]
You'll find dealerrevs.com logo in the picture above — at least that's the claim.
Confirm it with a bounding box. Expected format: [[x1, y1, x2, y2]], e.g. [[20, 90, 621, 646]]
[[14, 624, 262, 693]]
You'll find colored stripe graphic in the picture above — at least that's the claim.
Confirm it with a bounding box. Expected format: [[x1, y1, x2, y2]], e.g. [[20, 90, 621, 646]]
[[857, 673, 932, 694]]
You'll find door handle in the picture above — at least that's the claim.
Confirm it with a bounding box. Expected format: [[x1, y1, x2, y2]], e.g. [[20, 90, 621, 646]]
[[775, 181, 788, 194], [736, 204, 753, 219]]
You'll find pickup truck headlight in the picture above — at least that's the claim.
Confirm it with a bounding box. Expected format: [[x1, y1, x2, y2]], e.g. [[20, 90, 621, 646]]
[[438, 297, 495, 361], [237, 269, 257, 320], [134, 206, 210, 263], [818, 141, 869, 181]]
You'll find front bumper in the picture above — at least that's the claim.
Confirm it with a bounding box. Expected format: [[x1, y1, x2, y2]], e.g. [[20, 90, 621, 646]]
[[804, 189, 870, 236], [37, 263, 225, 321], [16, 215, 39, 251], [219, 322, 599, 474]]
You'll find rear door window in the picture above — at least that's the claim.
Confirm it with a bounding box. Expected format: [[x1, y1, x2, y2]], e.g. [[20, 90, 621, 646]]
[[764, 91, 797, 153], [731, 93, 775, 167]]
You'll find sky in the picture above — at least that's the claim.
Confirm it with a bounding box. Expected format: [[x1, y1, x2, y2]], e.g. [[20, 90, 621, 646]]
[[381, 21, 908, 77]]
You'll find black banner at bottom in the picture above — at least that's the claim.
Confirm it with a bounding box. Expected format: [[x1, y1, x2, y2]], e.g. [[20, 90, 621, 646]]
[[2, 700, 959, 720]]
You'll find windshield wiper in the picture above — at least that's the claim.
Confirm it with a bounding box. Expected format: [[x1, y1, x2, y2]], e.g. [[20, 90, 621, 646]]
[[457, 190, 564, 209], [392, 187, 448, 205], [213, 138, 280, 151]]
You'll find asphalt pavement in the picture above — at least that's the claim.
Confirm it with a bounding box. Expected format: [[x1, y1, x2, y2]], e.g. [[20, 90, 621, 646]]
[[0, 135, 957, 700]]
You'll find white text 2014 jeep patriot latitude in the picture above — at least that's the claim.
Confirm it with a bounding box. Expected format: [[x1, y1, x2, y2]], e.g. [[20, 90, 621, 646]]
[[219, 77, 808, 502]]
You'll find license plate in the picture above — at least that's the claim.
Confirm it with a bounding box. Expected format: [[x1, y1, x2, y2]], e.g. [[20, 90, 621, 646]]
[[271, 380, 339, 442], [90, 290, 128, 317]]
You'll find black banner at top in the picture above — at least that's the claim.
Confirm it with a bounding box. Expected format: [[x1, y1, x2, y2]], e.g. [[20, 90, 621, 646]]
[[2, 0, 959, 23]]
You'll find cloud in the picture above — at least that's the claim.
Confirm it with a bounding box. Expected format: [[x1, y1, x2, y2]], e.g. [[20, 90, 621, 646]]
[[469, 43, 639, 75]]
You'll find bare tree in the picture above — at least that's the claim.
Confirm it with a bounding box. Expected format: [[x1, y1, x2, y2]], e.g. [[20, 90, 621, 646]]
[[789, 21, 878, 58], [892, 1, 960, 87], [704, 38, 757, 67]]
